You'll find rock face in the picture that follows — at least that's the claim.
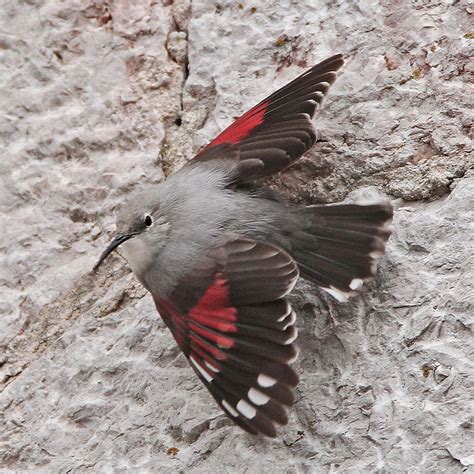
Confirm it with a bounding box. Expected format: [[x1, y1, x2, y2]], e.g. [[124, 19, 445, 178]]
[[1, 0, 472, 472]]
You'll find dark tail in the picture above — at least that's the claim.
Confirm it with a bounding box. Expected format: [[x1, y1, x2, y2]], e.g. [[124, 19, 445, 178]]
[[290, 203, 393, 301]]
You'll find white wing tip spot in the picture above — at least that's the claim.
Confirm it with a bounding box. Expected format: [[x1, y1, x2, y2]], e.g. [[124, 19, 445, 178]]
[[190, 356, 213, 383], [285, 328, 298, 345], [248, 388, 270, 406], [277, 302, 292, 322], [237, 399, 257, 419], [204, 360, 220, 373], [282, 310, 296, 330], [323, 286, 349, 303], [370, 250, 384, 259], [222, 400, 238, 417], [349, 278, 364, 291], [257, 374, 277, 388], [282, 268, 299, 298]]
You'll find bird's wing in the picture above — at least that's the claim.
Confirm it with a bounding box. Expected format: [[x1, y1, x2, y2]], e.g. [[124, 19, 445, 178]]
[[153, 238, 300, 437], [189, 54, 344, 183]]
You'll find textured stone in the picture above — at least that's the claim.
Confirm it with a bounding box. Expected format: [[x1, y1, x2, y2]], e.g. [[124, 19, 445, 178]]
[[1, 0, 473, 472]]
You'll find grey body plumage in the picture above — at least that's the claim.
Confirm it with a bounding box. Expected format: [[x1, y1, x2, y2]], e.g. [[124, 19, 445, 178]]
[[119, 160, 294, 297], [94, 54, 393, 437]]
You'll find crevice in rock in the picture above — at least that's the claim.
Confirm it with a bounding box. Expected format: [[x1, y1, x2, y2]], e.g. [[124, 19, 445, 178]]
[[159, 1, 192, 176], [0, 366, 26, 389]]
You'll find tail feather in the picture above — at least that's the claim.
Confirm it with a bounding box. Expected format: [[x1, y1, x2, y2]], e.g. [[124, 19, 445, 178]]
[[291, 203, 393, 301]]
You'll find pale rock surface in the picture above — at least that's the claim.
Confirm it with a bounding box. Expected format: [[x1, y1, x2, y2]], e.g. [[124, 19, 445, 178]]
[[0, 0, 473, 472]]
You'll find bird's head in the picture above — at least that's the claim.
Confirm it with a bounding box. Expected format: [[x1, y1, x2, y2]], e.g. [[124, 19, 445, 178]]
[[93, 189, 170, 274]]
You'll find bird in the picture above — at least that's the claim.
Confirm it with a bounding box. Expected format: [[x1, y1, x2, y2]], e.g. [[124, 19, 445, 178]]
[[93, 53, 393, 437]]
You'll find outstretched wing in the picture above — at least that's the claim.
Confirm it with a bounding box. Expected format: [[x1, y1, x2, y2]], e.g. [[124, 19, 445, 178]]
[[153, 238, 300, 437], [191, 54, 344, 183]]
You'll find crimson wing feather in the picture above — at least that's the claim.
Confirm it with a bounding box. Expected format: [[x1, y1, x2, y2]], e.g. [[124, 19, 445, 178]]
[[154, 238, 300, 437], [191, 54, 344, 183]]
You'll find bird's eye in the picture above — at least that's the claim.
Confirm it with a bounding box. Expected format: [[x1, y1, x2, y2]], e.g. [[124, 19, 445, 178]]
[[144, 214, 153, 227]]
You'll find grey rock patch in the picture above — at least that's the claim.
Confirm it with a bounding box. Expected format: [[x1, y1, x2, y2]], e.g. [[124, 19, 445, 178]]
[[1, 0, 473, 472]]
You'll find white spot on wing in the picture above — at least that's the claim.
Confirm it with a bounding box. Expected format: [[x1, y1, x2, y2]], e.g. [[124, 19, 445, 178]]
[[284, 327, 298, 345], [222, 400, 238, 417], [349, 278, 364, 291], [237, 400, 257, 419], [281, 268, 299, 298], [204, 361, 220, 373], [258, 374, 277, 388], [282, 310, 296, 330], [277, 302, 292, 322], [190, 356, 213, 383], [323, 286, 349, 303], [370, 250, 384, 259], [248, 388, 270, 406]]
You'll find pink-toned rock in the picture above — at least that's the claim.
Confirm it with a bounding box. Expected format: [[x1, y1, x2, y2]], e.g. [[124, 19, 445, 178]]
[[1, 0, 472, 471]]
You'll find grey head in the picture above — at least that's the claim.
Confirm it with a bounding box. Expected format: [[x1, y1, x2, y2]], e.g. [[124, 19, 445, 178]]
[[93, 161, 259, 294], [93, 161, 242, 273], [93, 188, 171, 278]]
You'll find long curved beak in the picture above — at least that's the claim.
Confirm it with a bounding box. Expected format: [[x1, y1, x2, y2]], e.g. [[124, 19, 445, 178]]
[[93, 233, 134, 272]]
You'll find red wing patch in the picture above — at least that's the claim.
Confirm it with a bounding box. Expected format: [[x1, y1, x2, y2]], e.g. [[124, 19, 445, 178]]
[[190, 54, 345, 183], [152, 238, 300, 437], [208, 101, 269, 146], [189, 275, 238, 334]]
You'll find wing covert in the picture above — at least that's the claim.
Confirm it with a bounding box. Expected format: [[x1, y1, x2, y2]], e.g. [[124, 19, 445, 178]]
[[154, 238, 300, 437]]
